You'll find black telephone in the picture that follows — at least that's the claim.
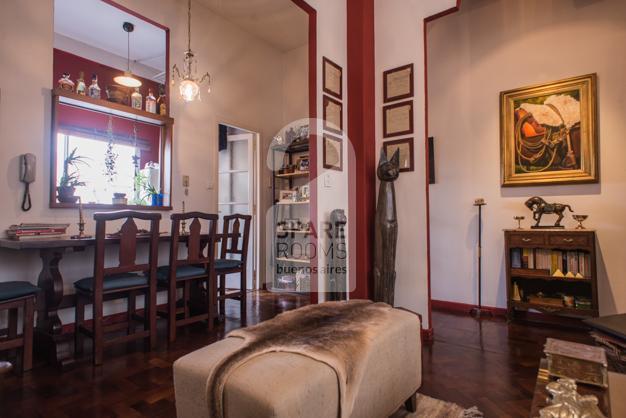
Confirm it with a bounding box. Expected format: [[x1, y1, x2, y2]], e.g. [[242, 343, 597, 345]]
[[20, 153, 36, 211]]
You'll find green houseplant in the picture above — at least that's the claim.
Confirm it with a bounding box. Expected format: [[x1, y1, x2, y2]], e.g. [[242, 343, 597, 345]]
[[57, 148, 88, 204]]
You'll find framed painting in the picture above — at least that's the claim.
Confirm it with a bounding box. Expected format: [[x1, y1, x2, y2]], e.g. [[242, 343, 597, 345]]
[[323, 95, 343, 134], [383, 100, 413, 138], [500, 74, 598, 186], [383, 138, 414, 172], [383, 63, 413, 103], [323, 134, 343, 171], [323, 57, 342, 100]]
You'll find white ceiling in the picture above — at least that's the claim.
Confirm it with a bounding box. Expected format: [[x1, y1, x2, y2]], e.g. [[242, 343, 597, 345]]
[[197, 0, 309, 52], [54, 0, 166, 75]]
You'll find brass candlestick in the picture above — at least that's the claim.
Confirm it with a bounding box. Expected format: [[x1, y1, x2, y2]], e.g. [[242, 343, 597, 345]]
[[71, 197, 91, 239], [514, 216, 525, 229], [180, 201, 188, 235], [573, 214, 588, 229]]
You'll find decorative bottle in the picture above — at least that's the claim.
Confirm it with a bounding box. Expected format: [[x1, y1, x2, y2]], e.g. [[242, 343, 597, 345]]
[[158, 94, 167, 116], [145, 89, 157, 114], [75, 72, 86, 95], [58, 73, 75, 92], [88, 74, 101, 99], [131, 88, 142, 110]]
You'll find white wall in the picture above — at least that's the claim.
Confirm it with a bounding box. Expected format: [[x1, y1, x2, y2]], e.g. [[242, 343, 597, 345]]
[[0, 0, 287, 324], [428, 0, 626, 315], [374, 0, 457, 329], [281, 44, 309, 126]]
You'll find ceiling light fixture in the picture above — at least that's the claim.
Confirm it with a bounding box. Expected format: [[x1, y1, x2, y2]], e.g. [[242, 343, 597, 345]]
[[172, 0, 211, 102], [114, 22, 142, 88]]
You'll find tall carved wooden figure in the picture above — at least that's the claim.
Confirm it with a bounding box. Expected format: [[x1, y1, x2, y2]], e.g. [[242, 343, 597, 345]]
[[374, 149, 400, 306]]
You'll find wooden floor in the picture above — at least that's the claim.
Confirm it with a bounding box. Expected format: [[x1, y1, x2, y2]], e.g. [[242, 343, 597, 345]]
[[0, 291, 590, 418]]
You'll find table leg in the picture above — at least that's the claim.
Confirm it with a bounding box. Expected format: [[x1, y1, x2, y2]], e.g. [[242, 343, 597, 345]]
[[35, 248, 74, 367]]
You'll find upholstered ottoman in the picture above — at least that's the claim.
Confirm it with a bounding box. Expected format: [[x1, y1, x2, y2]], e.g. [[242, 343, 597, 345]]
[[173, 301, 421, 418]]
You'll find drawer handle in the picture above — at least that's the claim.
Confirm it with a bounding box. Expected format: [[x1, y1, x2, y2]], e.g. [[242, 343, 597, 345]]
[[521, 238, 532, 242], [562, 238, 574, 243]]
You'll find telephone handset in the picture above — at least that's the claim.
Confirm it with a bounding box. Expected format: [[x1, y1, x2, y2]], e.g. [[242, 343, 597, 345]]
[[20, 153, 36, 211]]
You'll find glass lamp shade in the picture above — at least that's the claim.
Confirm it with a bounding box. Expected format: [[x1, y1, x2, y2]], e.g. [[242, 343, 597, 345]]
[[114, 71, 142, 88], [179, 78, 200, 102]]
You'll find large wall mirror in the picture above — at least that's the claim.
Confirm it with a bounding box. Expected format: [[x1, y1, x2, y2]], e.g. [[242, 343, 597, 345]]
[[51, 0, 172, 210]]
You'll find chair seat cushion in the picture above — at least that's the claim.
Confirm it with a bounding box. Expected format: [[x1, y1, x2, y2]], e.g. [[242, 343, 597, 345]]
[[0, 281, 40, 302], [215, 259, 243, 271], [74, 273, 148, 293], [156, 265, 207, 282]]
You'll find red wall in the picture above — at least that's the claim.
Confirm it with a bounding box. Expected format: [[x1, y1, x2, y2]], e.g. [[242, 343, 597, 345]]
[[53, 49, 163, 107]]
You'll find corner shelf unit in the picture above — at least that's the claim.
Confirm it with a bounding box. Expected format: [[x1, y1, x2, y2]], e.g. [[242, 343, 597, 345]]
[[504, 229, 599, 321], [270, 141, 311, 294]]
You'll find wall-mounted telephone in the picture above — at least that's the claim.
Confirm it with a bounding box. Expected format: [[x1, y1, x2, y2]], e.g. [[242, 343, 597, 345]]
[[20, 153, 36, 211]]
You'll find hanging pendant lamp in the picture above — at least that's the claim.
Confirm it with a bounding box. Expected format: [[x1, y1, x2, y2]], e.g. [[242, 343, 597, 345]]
[[114, 22, 142, 88], [171, 0, 211, 102]]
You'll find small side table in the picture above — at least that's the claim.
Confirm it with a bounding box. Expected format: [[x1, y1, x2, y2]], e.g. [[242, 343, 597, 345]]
[[529, 358, 611, 417]]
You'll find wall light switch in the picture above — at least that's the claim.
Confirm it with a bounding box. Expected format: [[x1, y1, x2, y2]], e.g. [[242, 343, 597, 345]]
[[182, 175, 190, 187], [324, 174, 332, 188]]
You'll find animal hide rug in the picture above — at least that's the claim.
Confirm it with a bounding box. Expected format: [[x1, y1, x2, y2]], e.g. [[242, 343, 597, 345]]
[[207, 300, 393, 418]]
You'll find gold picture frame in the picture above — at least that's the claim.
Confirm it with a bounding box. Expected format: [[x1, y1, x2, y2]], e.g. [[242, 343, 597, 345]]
[[500, 74, 598, 186]]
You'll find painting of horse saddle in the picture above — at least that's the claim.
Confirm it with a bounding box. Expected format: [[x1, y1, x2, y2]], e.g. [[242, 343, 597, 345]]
[[500, 74, 598, 186]]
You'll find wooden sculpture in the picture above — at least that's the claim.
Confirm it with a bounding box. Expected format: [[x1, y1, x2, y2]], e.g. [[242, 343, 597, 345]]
[[374, 149, 400, 306]]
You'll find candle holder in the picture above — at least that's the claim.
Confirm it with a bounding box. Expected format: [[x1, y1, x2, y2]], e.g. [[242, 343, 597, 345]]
[[180, 201, 188, 235], [471, 198, 492, 318], [514, 216, 525, 229], [71, 197, 92, 239], [572, 214, 588, 230]]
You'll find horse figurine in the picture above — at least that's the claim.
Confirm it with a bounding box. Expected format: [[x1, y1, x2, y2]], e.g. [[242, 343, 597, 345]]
[[374, 148, 400, 306], [525, 196, 573, 228]]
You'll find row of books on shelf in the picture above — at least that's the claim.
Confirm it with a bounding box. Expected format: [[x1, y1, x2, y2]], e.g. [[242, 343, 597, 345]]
[[5, 223, 70, 240], [511, 248, 591, 278]]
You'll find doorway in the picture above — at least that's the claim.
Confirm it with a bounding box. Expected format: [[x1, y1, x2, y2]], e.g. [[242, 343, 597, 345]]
[[218, 124, 260, 291]]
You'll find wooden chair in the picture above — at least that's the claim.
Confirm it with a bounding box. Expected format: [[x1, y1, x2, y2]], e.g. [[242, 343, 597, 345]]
[[157, 212, 218, 342], [215, 214, 252, 325], [0, 282, 39, 372], [74, 211, 161, 366]]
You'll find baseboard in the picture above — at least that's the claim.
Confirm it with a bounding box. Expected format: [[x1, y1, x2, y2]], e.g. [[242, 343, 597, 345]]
[[431, 299, 507, 317]]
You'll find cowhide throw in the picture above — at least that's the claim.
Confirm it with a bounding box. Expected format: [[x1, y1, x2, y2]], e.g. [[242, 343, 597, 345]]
[[207, 300, 393, 418]]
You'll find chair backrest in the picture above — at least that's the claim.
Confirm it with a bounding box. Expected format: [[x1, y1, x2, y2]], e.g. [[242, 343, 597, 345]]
[[93, 211, 161, 283], [220, 214, 252, 264], [169, 212, 219, 271]]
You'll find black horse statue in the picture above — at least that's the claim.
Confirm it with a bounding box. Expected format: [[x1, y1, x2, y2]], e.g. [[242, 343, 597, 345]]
[[525, 196, 573, 228]]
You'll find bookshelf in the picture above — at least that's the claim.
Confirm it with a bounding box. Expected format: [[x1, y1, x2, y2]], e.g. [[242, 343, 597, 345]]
[[505, 229, 598, 320]]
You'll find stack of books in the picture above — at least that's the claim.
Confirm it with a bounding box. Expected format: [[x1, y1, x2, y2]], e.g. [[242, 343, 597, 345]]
[[6, 223, 70, 240]]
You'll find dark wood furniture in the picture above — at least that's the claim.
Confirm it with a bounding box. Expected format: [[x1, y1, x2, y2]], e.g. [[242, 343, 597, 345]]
[[216, 214, 252, 325], [530, 358, 611, 417], [0, 282, 39, 372], [74, 211, 161, 366], [159, 212, 218, 342], [0, 232, 234, 367], [505, 229, 598, 320]]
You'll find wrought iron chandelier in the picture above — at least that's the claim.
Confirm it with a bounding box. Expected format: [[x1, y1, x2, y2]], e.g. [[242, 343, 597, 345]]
[[171, 0, 211, 102]]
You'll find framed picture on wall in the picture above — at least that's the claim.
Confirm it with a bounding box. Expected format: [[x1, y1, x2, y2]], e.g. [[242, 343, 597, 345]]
[[323, 134, 343, 171], [383, 63, 414, 103], [383, 137, 414, 172], [500, 73, 598, 186], [323, 95, 343, 134], [383, 100, 413, 138], [323, 57, 342, 100]]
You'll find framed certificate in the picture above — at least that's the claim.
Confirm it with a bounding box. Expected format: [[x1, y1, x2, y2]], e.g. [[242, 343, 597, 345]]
[[383, 100, 413, 138], [323, 134, 343, 171], [323, 95, 343, 134], [323, 57, 342, 100], [383, 138, 414, 172], [383, 64, 413, 103]]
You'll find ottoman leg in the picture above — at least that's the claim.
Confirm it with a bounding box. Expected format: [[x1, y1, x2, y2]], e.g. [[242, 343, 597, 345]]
[[405, 391, 417, 413]]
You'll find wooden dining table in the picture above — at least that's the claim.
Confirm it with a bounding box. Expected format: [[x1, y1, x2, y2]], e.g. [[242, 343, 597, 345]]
[[0, 232, 233, 367]]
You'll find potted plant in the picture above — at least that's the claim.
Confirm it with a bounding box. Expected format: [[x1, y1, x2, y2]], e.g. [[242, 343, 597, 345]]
[[57, 148, 88, 204]]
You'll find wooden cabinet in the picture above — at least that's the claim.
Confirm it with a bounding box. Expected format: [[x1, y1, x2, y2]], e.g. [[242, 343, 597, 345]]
[[505, 229, 598, 320]]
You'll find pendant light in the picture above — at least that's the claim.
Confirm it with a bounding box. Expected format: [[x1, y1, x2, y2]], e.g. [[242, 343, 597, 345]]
[[114, 22, 142, 88], [172, 0, 211, 102]]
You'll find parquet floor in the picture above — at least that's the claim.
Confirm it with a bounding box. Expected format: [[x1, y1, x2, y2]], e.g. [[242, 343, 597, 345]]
[[0, 291, 590, 418]]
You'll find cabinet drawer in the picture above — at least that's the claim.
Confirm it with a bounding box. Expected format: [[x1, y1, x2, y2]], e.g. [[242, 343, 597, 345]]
[[509, 233, 545, 246], [548, 234, 591, 248]]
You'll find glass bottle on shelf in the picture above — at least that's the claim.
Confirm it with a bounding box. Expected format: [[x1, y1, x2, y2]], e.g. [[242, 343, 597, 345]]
[[75, 71, 86, 95], [145, 89, 157, 114], [131, 88, 142, 110], [58, 73, 75, 92], [88, 74, 101, 99]]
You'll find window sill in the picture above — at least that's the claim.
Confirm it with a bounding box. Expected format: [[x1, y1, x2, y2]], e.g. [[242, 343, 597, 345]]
[[50, 202, 173, 211]]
